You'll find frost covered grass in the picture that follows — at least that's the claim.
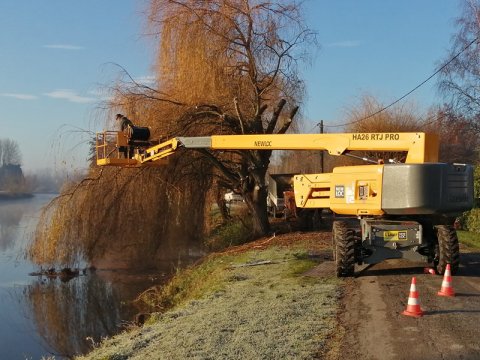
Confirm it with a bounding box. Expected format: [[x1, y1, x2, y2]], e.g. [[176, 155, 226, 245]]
[[77, 235, 340, 359]]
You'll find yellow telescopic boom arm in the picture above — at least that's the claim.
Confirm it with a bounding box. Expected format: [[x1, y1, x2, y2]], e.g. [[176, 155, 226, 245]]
[[140, 132, 438, 164]]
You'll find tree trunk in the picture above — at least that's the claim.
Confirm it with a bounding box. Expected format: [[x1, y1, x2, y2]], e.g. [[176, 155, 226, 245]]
[[243, 175, 270, 237], [215, 188, 231, 221]]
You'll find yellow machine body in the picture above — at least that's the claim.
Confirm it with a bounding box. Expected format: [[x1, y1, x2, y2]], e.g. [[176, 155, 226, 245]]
[[209, 133, 439, 163], [293, 165, 385, 216], [96, 131, 439, 165], [95, 131, 439, 216]]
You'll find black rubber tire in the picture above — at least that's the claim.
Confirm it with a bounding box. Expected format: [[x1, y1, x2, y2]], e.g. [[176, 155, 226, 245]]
[[333, 221, 355, 277], [434, 225, 460, 275]]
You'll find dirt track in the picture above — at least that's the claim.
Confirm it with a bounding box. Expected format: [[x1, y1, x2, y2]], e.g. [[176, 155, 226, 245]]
[[336, 247, 480, 360]]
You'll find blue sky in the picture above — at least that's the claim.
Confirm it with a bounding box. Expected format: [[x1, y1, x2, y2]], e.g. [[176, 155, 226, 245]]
[[0, 0, 462, 171], [303, 1, 460, 129]]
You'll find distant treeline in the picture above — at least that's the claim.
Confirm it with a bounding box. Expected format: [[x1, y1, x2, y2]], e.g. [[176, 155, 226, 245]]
[[24, 169, 75, 194], [0, 164, 74, 195], [0, 164, 26, 193]]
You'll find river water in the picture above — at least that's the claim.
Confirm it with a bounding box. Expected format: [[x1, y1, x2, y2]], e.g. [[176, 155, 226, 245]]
[[0, 194, 184, 359]]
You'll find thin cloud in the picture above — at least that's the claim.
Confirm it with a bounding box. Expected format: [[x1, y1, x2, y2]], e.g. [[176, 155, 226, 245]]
[[43, 44, 85, 50], [88, 89, 113, 102], [326, 40, 361, 48], [0, 93, 38, 100], [134, 75, 156, 86], [44, 89, 96, 103]]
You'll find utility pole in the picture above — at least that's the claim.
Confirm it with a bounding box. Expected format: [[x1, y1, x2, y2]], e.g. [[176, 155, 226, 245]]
[[319, 120, 324, 173], [313, 120, 325, 229]]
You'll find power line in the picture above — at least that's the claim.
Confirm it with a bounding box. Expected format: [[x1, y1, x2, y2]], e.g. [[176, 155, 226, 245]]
[[324, 36, 479, 129], [418, 110, 450, 129], [308, 122, 320, 133], [417, 102, 473, 130]]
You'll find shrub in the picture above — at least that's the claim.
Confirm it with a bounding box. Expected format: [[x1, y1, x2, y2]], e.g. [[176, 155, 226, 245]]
[[457, 165, 480, 233], [204, 216, 253, 251], [466, 208, 480, 233]]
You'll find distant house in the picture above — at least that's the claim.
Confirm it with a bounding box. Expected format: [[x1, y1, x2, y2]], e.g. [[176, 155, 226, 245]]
[[0, 164, 25, 191]]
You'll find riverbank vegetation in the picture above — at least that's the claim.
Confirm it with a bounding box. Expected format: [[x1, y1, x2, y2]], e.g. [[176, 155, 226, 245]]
[[204, 204, 254, 251]]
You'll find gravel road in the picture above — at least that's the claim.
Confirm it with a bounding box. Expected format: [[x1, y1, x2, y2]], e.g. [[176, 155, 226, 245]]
[[336, 248, 480, 360]]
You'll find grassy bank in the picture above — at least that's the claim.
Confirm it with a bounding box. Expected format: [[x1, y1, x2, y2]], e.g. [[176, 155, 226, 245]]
[[78, 233, 339, 360], [457, 230, 480, 249]]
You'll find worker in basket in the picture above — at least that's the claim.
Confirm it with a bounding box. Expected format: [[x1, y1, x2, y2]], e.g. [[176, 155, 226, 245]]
[[116, 113, 134, 131], [115, 114, 151, 158], [116, 114, 134, 158]]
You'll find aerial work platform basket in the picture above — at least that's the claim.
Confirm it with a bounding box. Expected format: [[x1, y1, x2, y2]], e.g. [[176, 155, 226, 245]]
[[95, 131, 170, 167], [95, 131, 141, 167]]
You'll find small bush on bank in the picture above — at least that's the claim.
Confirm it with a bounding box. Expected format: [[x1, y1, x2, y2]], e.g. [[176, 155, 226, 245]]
[[205, 205, 253, 251], [136, 252, 244, 312]]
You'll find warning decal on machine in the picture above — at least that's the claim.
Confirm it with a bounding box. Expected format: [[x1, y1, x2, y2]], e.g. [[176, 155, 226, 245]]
[[383, 230, 407, 241], [335, 185, 345, 198]]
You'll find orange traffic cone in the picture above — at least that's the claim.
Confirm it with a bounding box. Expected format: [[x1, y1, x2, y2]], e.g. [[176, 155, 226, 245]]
[[402, 277, 424, 317], [438, 263, 455, 297]]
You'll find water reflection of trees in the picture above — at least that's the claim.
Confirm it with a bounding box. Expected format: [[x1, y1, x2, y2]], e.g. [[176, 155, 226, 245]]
[[23, 274, 139, 358], [0, 203, 24, 251]]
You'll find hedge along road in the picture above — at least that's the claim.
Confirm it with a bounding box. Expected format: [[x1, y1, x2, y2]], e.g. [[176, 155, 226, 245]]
[[332, 247, 480, 360]]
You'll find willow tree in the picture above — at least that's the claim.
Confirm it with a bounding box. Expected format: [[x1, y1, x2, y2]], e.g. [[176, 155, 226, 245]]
[[29, 90, 213, 269], [144, 0, 316, 236], [29, 0, 315, 270]]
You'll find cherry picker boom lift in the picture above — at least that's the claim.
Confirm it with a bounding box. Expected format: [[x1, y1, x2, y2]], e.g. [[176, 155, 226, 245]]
[[96, 130, 474, 277]]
